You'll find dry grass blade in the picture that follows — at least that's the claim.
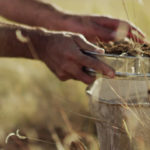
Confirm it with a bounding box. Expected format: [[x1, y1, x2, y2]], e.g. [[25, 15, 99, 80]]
[[107, 81, 145, 127], [70, 141, 87, 150], [59, 107, 73, 133], [122, 0, 130, 20], [123, 119, 132, 140], [51, 130, 65, 150]]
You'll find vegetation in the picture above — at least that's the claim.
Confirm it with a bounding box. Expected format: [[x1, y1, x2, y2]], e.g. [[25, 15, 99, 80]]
[[0, 0, 150, 150]]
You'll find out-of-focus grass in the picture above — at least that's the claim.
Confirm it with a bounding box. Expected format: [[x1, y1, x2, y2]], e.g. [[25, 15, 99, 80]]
[[0, 0, 150, 149], [0, 58, 97, 149]]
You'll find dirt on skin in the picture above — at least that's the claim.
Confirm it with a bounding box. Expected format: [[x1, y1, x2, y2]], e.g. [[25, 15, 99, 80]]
[[98, 39, 150, 57]]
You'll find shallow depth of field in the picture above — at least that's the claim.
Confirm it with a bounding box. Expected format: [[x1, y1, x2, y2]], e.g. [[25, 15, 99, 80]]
[[0, 0, 150, 150]]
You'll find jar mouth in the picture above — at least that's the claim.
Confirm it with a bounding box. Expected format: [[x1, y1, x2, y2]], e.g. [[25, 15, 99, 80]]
[[92, 97, 150, 107], [83, 51, 150, 80]]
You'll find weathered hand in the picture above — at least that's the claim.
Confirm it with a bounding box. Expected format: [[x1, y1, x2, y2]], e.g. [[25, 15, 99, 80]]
[[0, 1, 145, 43], [62, 15, 145, 43], [40, 32, 115, 84], [0, 23, 114, 85]]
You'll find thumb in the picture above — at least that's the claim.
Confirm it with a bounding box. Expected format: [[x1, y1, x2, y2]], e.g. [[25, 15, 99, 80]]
[[72, 34, 105, 54]]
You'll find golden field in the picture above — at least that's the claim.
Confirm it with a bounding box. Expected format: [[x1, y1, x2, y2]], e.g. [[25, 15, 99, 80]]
[[0, 0, 150, 150]]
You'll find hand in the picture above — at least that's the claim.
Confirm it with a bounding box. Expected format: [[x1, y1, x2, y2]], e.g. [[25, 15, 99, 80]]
[[0, 23, 114, 85], [61, 15, 145, 43], [39, 32, 115, 84], [0, 1, 144, 43]]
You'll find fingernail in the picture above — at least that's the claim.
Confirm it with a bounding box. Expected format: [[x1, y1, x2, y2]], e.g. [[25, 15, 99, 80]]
[[107, 71, 115, 78], [97, 48, 105, 54]]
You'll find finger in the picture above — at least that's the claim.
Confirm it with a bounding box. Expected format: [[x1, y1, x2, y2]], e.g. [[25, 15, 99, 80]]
[[52, 63, 71, 81], [72, 34, 105, 54], [128, 33, 145, 44], [98, 17, 145, 38], [93, 16, 145, 42], [91, 20, 117, 42], [76, 52, 115, 78], [113, 22, 145, 43], [93, 16, 120, 30], [56, 71, 72, 81], [127, 27, 145, 43], [128, 23, 145, 38], [96, 26, 116, 42], [143, 39, 150, 45], [65, 62, 96, 84]]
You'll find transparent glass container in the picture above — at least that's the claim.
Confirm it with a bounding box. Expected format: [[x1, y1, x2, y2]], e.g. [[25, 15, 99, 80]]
[[87, 78, 150, 150]]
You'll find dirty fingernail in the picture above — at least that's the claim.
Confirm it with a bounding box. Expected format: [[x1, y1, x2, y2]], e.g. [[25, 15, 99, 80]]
[[107, 71, 115, 78], [97, 48, 105, 54]]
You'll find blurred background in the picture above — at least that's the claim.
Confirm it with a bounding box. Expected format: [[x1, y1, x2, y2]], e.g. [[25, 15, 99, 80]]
[[0, 0, 150, 150]]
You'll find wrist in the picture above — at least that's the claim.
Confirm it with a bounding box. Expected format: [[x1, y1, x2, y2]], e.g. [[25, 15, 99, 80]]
[[35, 5, 67, 30], [27, 28, 49, 59]]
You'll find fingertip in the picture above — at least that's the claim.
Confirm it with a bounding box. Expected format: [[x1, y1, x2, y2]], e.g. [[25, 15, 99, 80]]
[[97, 61, 115, 78], [107, 70, 115, 78], [135, 27, 145, 38], [97, 48, 105, 54], [101, 64, 115, 78], [77, 36, 105, 54]]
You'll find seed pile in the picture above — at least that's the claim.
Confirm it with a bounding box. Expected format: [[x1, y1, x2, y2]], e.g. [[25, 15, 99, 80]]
[[98, 39, 150, 57]]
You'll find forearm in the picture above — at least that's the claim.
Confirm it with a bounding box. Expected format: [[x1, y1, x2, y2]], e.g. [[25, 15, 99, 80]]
[[0, 23, 46, 58], [0, 0, 67, 30]]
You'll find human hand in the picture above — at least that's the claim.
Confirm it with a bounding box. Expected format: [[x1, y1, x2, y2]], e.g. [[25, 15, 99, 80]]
[[39, 32, 115, 84], [1, 0, 144, 43], [61, 15, 145, 43], [0, 23, 114, 85]]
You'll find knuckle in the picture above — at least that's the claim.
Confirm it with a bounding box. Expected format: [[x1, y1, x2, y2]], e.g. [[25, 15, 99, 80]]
[[72, 68, 95, 84], [59, 76, 68, 81], [86, 59, 105, 72], [57, 72, 68, 81], [81, 75, 95, 84], [65, 51, 75, 60], [78, 34, 85, 39], [64, 50, 81, 62], [85, 57, 97, 67], [73, 33, 85, 41], [61, 63, 69, 72], [74, 69, 82, 77], [63, 32, 72, 38], [77, 54, 87, 62], [121, 20, 130, 28], [73, 68, 88, 81]]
